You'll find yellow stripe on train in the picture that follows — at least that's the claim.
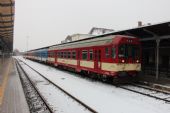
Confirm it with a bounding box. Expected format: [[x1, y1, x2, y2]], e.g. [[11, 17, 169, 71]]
[[101, 62, 141, 71], [57, 58, 77, 65], [56, 58, 141, 71], [80, 60, 94, 68]]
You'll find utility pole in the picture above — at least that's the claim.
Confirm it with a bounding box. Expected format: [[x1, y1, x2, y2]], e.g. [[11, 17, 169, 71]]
[[156, 38, 160, 80]]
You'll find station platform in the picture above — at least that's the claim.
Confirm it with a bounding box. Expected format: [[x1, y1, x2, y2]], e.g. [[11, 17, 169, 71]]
[[139, 75, 170, 92], [0, 57, 29, 113]]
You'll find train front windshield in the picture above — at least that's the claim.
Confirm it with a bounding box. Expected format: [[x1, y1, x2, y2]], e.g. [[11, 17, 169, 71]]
[[118, 44, 140, 59]]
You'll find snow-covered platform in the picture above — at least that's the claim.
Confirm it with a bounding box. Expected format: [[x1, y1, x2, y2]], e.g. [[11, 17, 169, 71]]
[[140, 80, 170, 93], [0, 57, 29, 113], [139, 75, 170, 93]]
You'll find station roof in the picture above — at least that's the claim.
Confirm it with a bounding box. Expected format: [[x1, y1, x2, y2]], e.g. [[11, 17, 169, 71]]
[[54, 21, 170, 46], [89, 21, 170, 42], [0, 0, 15, 52]]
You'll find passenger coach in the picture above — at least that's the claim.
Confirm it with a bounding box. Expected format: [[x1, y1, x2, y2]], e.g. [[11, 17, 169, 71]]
[[47, 35, 141, 79]]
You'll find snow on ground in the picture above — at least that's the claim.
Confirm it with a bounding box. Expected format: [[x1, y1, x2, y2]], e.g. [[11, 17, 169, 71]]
[[19, 61, 91, 113], [17, 57, 170, 113]]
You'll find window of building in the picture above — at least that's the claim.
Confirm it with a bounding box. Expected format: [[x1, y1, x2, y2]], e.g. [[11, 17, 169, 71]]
[[82, 50, 88, 60]]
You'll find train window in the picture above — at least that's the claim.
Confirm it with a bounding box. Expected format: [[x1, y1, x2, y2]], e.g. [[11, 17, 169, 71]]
[[64, 52, 67, 58], [66, 52, 68, 58], [58, 52, 60, 58], [119, 45, 140, 59], [63, 52, 65, 58], [72, 51, 76, 59], [61, 52, 63, 58], [89, 50, 93, 60], [105, 47, 110, 58], [119, 45, 126, 58], [82, 50, 88, 60], [60, 52, 62, 58], [50, 53, 53, 57], [59, 52, 61, 58], [68, 51, 71, 58], [54, 52, 56, 57], [112, 48, 116, 58]]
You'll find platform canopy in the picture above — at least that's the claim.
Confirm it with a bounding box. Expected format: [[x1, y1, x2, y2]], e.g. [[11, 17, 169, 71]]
[[50, 21, 170, 47], [0, 0, 15, 53], [88, 21, 170, 42]]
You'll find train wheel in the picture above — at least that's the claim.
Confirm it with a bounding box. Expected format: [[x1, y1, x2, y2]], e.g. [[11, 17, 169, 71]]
[[101, 75, 109, 82], [112, 77, 119, 84], [89, 73, 98, 80]]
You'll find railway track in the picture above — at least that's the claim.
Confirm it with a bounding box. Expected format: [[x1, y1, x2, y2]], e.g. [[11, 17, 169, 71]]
[[117, 83, 170, 103], [17, 57, 170, 112], [16, 59, 98, 113], [16, 60, 53, 113]]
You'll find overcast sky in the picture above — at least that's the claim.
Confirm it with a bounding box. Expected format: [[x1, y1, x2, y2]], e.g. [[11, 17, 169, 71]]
[[14, 0, 170, 52]]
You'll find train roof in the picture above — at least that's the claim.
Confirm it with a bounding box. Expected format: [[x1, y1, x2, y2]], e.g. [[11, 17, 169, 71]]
[[49, 35, 135, 50]]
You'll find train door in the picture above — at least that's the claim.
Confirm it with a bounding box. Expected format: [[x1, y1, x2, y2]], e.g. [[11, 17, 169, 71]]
[[76, 49, 81, 72], [94, 49, 101, 70], [77, 50, 80, 66], [55, 50, 57, 64]]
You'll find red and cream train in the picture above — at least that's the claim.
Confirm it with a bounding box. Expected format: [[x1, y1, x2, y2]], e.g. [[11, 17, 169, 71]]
[[25, 35, 141, 82]]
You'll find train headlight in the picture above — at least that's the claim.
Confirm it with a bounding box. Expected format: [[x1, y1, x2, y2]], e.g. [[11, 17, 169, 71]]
[[136, 60, 139, 63], [122, 59, 125, 63]]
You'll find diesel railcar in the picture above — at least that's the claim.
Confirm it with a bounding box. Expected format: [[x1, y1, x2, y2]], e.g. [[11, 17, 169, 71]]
[[25, 35, 141, 82], [49, 35, 141, 78]]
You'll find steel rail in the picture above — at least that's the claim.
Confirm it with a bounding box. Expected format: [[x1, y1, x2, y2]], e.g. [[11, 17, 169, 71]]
[[131, 83, 170, 95], [15, 60, 54, 113], [17, 59, 98, 113], [116, 84, 170, 103], [21, 58, 170, 104]]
